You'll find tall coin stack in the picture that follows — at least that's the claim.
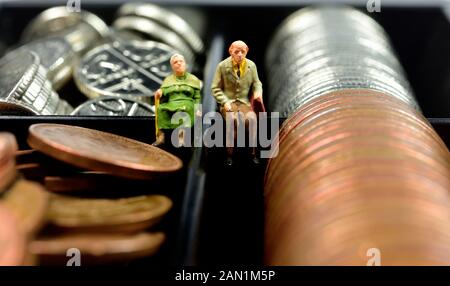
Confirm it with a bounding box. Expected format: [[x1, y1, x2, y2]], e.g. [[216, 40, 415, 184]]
[[264, 6, 450, 265]]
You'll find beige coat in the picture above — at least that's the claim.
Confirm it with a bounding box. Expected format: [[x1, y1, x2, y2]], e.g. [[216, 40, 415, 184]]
[[211, 57, 263, 107]]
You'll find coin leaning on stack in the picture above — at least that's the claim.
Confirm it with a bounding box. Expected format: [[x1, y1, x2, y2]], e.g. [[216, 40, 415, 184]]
[[0, 132, 49, 266], [20, 123, 182, 265], [264, 6, 450, 265], [0, 49, 73, 115]]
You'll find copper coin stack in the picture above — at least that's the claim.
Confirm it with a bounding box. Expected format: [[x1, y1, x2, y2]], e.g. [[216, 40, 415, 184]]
[[0, 132, 49, 266], [1, 124, 183, 265], [25, 123, 182, 265], [264, 7, 450, 265]]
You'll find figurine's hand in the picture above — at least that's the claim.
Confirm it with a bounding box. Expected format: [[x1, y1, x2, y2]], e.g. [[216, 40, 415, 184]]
[[196, 109, 202, 117], [154, 89, 162, 100], [224, 102, 232, 112], [253, 93, 263, 102]]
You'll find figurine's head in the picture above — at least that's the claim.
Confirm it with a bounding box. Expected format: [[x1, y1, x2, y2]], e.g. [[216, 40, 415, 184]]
[[229, 40, 248, 65], [170, 54, 186, 76]]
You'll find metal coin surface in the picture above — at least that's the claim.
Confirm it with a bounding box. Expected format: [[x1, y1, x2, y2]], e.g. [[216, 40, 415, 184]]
[[27, 124, 183, 179], [30, 232, 165, 264], [2, 179, 49, 237], [117, 3, 204, 55], [74, 41, 177, 101], [48, 194, 172, 232], [71, 96, 155, 116], [0, 205, 26, 266], [19, 36, 75, 90]]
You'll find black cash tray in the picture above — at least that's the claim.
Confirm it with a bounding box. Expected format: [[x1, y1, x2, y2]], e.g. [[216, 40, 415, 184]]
[[1, 0, 450, 266]]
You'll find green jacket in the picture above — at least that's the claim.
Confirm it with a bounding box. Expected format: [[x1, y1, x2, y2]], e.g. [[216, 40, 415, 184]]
[[211, 57, 263, 106], [157, 72, 201, 129]]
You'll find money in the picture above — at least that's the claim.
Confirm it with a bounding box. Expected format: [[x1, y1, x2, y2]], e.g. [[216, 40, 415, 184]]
[[27, 124, 183, 179], [264, 7, 450, 265], [0, 133, 18, 193], [116, 3, 204, 56], [0, 205, 26, 266], [21, 6, 109, 56], [113, 16, 195, 65], [71, 96, 155, 116], [30, 232, 165, 265], [74, 41, 178, 102], [2, 179, 49, 238], [48, 194, 172, 233], [18, 36, 75, 90], [0, 49, 73, 115], [265, 6, 417, 117]]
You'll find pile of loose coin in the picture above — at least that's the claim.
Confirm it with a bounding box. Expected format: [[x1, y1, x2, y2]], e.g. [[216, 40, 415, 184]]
[[264, 6, 450, 265], [0, 3, 205, 117], [0, 124, 183, 265]]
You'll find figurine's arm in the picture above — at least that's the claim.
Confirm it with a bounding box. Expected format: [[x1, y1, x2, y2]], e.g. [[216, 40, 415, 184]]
[[252, 65, 263, 101], [154, 88, 163, 100], [194, 87, 201, 105], [211, 65, 230, 106]]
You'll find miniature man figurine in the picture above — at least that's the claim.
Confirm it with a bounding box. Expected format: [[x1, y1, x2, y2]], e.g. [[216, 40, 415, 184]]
[[211, 40, 264, 166], [153, 54, 202, 147]]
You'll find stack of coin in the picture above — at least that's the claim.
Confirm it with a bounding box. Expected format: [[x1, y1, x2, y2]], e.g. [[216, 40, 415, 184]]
[[18, 123, 182, 265], [0, 49, 73, 115], [113, 3, 205, 65], [264, 6, 450, 265], [17, 36, 76, 91], [266, 6, 417, 118], [0, 132, 49, 266], [21, 7, 110, 56]]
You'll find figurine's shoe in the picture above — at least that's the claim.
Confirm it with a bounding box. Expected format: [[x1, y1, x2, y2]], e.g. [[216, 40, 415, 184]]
[[252, 156, 260, 165], [226, 157, 233, 167], [152, 140, 164, 147]]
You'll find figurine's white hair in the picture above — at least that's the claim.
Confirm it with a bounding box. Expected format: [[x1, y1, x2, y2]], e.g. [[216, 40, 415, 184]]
[[170, 54, 185, 65]]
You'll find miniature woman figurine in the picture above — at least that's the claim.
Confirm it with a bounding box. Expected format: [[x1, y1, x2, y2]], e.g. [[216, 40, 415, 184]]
[[153, 54, 201, 147]]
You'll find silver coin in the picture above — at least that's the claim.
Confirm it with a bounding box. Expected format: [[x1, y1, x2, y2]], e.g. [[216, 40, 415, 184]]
[[21, 7, 109, 55], [18, 36, 75, 90], [0, 50, 73, 115], [71, 96, 155, 116], [117, 3, 204, 55], [74, 40, 179, 101], [112, 16, 194, 64], [266, 6, 418, 117]]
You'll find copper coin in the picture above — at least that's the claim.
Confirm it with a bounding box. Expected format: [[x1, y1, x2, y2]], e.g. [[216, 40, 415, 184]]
[[44, 172, 148, 193], [30, 232, 165, 265], [48, 194, 172, 233], [0, 133, 18, 165], [2, 179, 50, 237], [27, 124, 183, 179], [264, 90, 450, 265], [0, 204, 26, 266], [0, 159, 17, 193]]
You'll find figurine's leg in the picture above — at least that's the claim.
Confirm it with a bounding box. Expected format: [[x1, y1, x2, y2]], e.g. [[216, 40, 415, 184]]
[[152, 130, 165, 147], [221, 104, 236, 166]]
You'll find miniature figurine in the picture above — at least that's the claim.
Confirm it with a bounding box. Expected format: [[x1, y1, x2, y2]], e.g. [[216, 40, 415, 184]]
[[153, 54, 202, 147], [211, 40, 264, 166]]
